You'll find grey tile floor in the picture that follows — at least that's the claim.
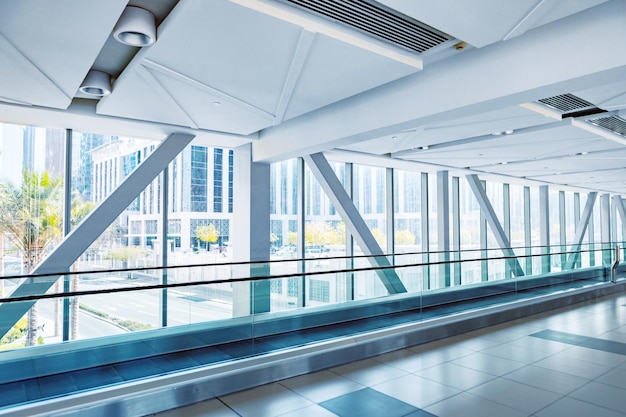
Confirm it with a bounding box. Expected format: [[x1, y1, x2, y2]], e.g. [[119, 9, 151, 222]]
[[152, 292, 626, 417]]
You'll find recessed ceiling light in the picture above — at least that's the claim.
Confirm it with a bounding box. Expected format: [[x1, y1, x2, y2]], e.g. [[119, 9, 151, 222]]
[[421, 145, 429, 150], [212, 101, 221, 106], [79, 70, 112, 97], [113, 6, 157, 47], [492, 130, 514, 136]]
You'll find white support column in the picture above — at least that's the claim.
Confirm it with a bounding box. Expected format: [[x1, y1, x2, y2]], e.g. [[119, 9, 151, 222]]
[[421, 172, 430, 289], [160, 168, 169, 327], [232, 143, 271, 316], [466, 175, 524, 277], [386, 168, 395, 256], [524, 186, 532, 274], [503, 183, 511, 278], [296, 157, 306, 307], [437, 171, 450, 287], [303, 153, 407, 294], [559, 191, 567, 268], [0, 133, 195, 339], [574, 193, 581, 268], [480, 180, 488, 282], [539, 185, 551, 273], [564, 192, 597, 270], [601, 193, 612, 265], [452, 176, 461, 285], [613, 195, 626, 260]]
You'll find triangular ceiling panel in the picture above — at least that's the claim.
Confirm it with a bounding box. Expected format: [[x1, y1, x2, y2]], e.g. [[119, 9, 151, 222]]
[[145, 64, 275, 135], [282, 32, 419, 121], [0, 0, 127, 108]]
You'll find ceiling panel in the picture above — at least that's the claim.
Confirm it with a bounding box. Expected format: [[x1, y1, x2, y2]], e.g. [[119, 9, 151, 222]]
[[282, 32, 419, 121], [0, 0, 127, 107]]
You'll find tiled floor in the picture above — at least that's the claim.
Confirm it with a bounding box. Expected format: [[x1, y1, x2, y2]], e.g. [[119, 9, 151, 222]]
[[153, 292, 626, 417]]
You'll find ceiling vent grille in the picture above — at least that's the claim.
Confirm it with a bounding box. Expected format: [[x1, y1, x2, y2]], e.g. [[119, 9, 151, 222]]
[[282, 0, 451, 53], [537, 93, 595, 113], [588, 116, 626, 137]]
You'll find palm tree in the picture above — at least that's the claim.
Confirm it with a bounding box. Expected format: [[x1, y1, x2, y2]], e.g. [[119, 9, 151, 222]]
[[0, 171, 62, 346], [68, 193, 95, 339]]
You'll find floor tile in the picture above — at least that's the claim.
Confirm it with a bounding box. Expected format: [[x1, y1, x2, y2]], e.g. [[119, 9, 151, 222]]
[[372, 373, 460, 408], [595, 367, 626, 390], [415, 362, 496, 391], [503, 365, 589, 395], [467, 377, 562, 414], [319, 388, 418, 417], [279, 370, 364, 403], [451, 352, 526, 376], [329, 358, 408, 386], [535, 396, 624, 417], [481, 342, 553, 363], [569, 381, 626, 414], [532, 354, 612, 380], [374, 348, 458, 372], [508, 335, 572, 353], [406, 344, 474, 364], [276, 404, 338, 417], [220, 383, 313, 417], [150, 398, 240, 417], [559, 345, 626, 367], [424, 392, 527, 417]]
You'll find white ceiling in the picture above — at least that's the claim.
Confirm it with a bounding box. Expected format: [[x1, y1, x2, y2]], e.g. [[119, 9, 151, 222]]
[[0, 0, 625, 194]]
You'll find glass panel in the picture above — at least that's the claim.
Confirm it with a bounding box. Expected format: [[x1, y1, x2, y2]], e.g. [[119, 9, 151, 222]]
[[0, 122, 66, 348], [353, 164, 387, 300], [393, 169, 422, 292]]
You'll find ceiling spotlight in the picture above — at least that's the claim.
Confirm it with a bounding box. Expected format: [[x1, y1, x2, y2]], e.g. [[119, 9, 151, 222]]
[[113, 6, 156, 47], [79, 70, 112, 97], [421, 145, 429, 150], [492, 130, 514, 136]]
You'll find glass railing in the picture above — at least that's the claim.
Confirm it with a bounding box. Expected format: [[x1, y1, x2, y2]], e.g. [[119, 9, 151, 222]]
[[0, 242, 623, 353]]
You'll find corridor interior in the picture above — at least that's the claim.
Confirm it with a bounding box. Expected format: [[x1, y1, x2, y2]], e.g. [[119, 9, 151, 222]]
[[152, 291, 626, 417]]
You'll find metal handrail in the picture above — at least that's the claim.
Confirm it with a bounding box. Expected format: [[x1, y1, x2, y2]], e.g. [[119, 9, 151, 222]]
[[0, 246, 618, 304]]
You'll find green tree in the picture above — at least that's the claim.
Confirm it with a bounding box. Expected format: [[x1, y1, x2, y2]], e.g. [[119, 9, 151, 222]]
[[0, 171, 62, 346], [285, 232, 298, 246], [395, 229, 416, 245], [196, 223, 219, 249]]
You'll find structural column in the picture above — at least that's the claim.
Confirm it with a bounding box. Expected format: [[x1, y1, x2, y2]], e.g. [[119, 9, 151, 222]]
[[437, 171, 450, 287], [421, 173, 430, 289], [232, 143, 271, 316], [539, 185, 550, 273], [601, 193, 612, 265]]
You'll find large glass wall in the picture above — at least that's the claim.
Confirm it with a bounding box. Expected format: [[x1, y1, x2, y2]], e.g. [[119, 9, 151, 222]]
[[1, 120, 623, 350]]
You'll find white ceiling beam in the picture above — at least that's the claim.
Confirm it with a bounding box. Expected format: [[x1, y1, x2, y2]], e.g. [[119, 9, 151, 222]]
[[0, 100, 254, 148], [273, 30, 316, 125], [253, 0, 626, 162]]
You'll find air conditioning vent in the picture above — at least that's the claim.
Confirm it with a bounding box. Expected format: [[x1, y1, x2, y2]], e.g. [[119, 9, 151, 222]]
[[588, 115, 626, 137], [538, 93, 595, 113], [282, 0, 451, 53]]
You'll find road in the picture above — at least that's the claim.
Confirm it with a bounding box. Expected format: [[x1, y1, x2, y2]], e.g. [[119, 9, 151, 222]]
[[3, 276, 233, 344]]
